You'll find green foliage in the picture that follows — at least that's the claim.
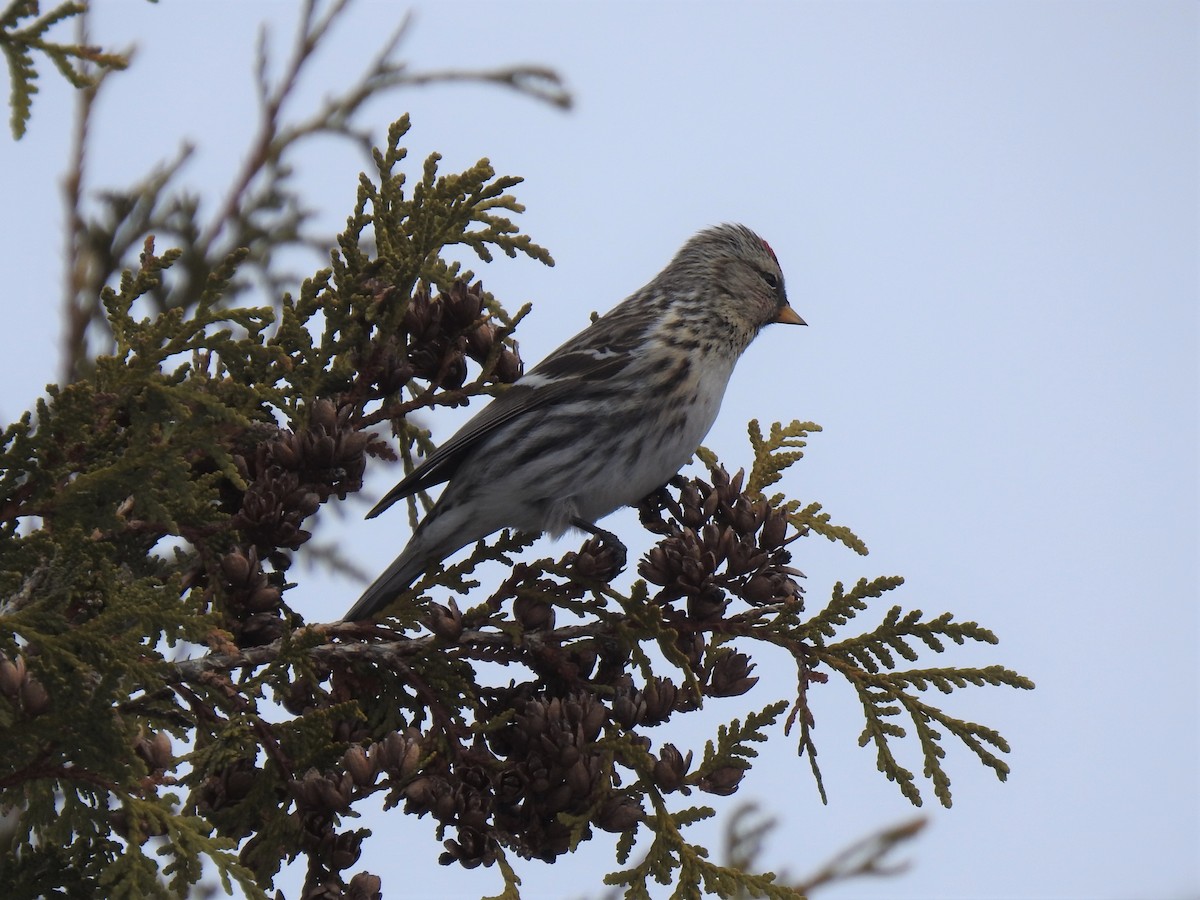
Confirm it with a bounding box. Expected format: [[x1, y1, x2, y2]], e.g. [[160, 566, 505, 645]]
[[481, 852, 524, 900], [0, 241, 272, 897], [809, 587, 1034, 807], [743, 419, 868, 555], [598, 705, 796, 899], [733, 426, 1034, 810], [357, 115, 554, 297], [0, 116, 555, 897], [0, 0, 128, 139]]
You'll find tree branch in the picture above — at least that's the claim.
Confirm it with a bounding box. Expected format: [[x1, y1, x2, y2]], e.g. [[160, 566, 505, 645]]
[[164, 619, 616, 684]]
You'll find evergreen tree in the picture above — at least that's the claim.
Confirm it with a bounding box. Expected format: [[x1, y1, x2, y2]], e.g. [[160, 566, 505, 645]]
[[0, 4, 1032, 897]]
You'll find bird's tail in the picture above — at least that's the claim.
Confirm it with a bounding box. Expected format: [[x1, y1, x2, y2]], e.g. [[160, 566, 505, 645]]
[[341, 546, 429, 622]]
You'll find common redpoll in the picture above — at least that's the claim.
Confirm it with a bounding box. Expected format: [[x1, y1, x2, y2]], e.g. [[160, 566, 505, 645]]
[[345, 224, 804, 621]]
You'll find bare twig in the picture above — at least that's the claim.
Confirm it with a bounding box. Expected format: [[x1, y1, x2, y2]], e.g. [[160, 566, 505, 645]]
[[60, 5, 97, 384], [0, 565, 48, 617], [200, 4, 570, 256], [795, 817, 928, 893], [198, 0, 352, 252]]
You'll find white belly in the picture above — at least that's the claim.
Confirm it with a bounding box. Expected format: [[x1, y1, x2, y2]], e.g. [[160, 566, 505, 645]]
[[570, 355, 733, 524]]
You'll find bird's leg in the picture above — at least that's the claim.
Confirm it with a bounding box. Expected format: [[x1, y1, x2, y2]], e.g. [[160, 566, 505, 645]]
[[570, 516, 628, 571]]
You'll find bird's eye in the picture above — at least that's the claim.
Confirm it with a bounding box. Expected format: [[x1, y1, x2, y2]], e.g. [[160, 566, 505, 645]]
[[761, 271, 779, 289]]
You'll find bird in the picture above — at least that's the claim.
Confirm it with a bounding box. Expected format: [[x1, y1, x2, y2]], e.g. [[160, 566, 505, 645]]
[[344, 223, 805, 621]]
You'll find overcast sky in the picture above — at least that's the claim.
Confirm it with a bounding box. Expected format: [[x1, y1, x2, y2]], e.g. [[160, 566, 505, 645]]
[[3, 2, 1197, 899]]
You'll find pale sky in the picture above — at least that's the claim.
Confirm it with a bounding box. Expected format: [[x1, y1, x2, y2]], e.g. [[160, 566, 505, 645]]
[[3, 2, 1196, 899]]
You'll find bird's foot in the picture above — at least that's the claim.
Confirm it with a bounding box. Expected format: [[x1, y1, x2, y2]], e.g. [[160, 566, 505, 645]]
[[570, 516, 628, 577]]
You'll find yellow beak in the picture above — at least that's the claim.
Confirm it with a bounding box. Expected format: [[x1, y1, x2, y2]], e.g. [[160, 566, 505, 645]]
[[774, 304, 807, 326]]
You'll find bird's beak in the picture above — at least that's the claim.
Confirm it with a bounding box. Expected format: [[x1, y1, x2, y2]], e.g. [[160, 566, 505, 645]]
[[774, 304, 807, 326]]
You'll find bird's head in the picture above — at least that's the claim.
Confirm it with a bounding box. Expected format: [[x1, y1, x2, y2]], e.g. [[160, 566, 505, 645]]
[[670, 224, 806, 336]]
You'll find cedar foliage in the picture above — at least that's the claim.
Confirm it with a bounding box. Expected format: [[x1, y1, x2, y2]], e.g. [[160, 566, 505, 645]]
[[0, 4, 1033, 898], [0, 0, 128, 139]]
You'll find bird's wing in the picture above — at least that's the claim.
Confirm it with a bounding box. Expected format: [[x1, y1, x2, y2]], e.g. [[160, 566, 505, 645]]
[[366, 348, 635, 519]]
